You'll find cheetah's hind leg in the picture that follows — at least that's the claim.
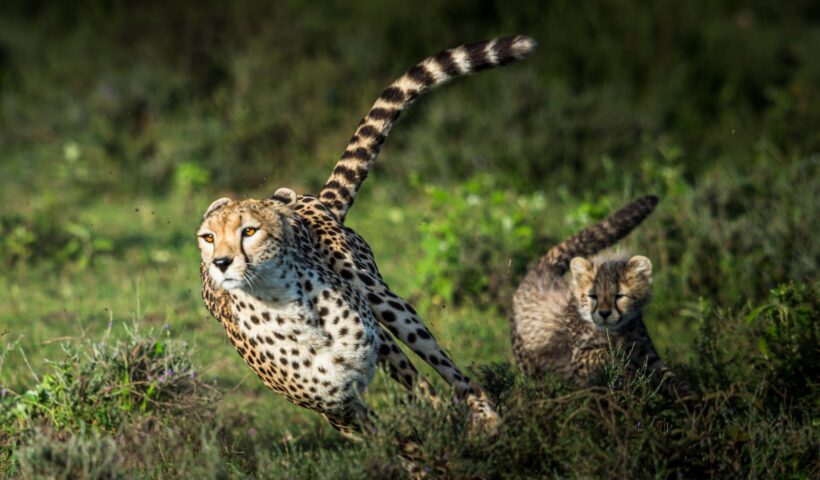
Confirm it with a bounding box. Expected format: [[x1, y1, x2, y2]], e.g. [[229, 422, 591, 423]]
[[361, 279, 500, 433], [375, 326, 441, 408]]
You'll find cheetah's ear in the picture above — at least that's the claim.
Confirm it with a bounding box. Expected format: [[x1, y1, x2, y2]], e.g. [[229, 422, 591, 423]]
[[203, 197, 231, 219], [271, 188, 297, 206], [626, 255, 653, 280]]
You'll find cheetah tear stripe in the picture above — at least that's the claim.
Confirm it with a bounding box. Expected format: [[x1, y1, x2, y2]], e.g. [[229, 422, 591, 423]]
[[320, 35, 537, 223]]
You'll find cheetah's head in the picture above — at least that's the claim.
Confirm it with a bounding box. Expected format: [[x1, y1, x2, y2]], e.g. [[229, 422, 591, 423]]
[[569, 255, 652, 330], [196, 188, 298, 291]]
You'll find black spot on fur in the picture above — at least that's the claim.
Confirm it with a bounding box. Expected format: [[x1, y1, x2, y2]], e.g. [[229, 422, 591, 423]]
[[334, 165, 358, 182], [341, 147, 369, 161]]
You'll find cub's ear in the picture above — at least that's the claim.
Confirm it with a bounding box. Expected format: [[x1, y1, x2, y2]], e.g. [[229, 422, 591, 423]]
[[271, 188, 297, 206], [570, 257, 593, 278], [626, 255, 653, 278], [203, 198, 231, 219]]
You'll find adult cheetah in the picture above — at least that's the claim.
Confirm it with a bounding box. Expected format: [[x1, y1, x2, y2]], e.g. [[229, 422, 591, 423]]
[[198, 36, 536, 437]]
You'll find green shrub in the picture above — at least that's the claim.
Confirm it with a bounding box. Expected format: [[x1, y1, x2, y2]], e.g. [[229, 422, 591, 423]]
[[413, 174, 551, 307], [747, 282, 819, 413]]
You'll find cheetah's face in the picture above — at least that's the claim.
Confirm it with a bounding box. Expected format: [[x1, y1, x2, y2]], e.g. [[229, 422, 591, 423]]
[[196, 188, 297, 291], [569, 256, 652, 330]]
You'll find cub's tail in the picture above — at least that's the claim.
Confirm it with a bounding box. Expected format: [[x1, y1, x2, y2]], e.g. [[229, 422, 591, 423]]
[[536, 195, 659, 276], [319, 35, 537, 222]]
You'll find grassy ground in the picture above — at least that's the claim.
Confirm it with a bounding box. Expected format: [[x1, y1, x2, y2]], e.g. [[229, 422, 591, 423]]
[[0, 1, 818, 478]]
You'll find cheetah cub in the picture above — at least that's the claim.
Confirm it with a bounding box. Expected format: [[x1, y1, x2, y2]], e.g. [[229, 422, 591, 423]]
[[510, 196, 693, 399], [198, 36, 536, 438]]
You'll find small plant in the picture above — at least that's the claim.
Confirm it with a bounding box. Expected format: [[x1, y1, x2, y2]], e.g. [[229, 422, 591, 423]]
[[747, 282, 819, 413]]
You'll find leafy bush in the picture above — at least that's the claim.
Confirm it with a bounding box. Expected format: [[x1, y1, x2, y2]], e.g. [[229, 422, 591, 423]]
[[747, 282, 819, 413], [413, 174, 550, 307]]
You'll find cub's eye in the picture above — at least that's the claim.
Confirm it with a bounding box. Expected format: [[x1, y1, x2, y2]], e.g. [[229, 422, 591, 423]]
[[200, 234, 214, 244], [587, 294, 598, 301], [615, 294, 629, 300], [242, 227, 257, 237]]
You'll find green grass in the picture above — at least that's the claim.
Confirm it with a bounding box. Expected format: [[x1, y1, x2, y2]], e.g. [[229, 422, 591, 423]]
[[0, 0, 818, 477]]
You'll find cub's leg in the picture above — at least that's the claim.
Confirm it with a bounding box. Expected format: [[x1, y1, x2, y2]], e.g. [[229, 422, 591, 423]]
[[571, 345, 610, 384]]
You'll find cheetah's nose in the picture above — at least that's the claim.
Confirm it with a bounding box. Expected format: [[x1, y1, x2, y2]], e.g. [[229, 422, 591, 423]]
[[599, 310, 611, 319], [213, 256, 233, 272]]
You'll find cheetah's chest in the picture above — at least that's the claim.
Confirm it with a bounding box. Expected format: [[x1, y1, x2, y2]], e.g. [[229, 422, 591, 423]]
[[228, 289, 379, 411]]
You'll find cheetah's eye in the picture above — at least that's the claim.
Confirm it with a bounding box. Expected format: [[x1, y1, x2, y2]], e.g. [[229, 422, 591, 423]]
[[587, 294, 598, 301], [242, 227, 258, 237], [200, 234, 214, 244], [615, 294, 629, 300]]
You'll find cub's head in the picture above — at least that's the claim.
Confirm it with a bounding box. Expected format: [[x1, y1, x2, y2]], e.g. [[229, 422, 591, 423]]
[[196, 188, 298, 291], [569, 255, 652, 330]]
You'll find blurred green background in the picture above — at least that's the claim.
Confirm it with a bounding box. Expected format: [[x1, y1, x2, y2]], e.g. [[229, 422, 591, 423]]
[[0, 0, 817, 477]]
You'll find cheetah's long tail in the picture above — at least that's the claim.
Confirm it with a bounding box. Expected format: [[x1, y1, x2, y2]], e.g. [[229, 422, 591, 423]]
[[319, 35, 537, 223], [536, 195, 660, 277]]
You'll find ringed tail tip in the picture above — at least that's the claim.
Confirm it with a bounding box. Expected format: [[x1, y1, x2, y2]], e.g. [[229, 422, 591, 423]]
[[509, 35, 538, 58]]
